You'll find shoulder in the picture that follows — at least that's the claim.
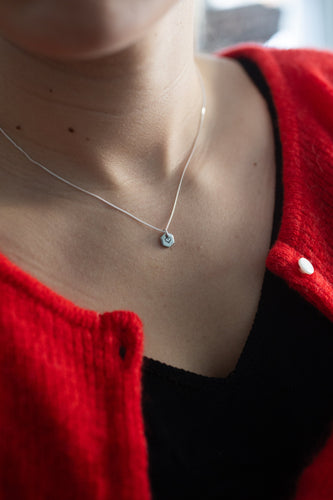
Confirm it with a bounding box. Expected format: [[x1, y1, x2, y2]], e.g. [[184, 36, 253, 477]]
[[212, 42, 333, 87], [210, 43, 333, 135]]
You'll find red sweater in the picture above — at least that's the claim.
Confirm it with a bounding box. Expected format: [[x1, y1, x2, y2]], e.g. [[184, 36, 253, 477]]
[[0, 43, 332, 500]]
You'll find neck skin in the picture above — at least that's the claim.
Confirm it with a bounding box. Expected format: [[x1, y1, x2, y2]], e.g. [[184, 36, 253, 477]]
[[0, 0, 207, 198]]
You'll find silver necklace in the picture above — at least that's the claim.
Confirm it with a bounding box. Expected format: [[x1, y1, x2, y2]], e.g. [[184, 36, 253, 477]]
[[0, 67, 206, 248]]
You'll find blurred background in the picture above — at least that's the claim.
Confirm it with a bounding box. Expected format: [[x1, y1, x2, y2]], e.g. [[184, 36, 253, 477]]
[[194, 0, 333, 53]]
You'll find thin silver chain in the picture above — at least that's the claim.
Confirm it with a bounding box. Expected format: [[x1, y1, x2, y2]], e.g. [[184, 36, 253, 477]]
[[0, 66, 206, 242]]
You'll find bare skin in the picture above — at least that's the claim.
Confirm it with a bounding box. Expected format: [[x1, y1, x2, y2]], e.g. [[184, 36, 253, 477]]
[[0, 1, 276, 377]]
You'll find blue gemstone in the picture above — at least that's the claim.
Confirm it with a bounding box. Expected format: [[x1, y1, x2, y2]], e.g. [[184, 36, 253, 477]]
[[160, 232, 175, 248]]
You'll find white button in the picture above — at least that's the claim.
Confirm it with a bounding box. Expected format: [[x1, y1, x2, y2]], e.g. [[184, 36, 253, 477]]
[[298, 257, 314, 275]]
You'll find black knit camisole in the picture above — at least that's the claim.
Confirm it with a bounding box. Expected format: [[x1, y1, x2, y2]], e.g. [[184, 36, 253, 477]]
[[140, 57, 333, 500]]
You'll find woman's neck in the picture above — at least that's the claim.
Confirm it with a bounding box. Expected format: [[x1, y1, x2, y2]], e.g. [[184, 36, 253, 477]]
[[0, 0, 206, 194]]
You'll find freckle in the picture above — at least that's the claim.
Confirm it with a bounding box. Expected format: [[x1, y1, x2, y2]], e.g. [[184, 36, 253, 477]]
[[49, 88, 53, 93], [253, 162, 257, 166], [68, 127, 75, 133], [85, 137, 90, 141], [16, 125, 21, 130]]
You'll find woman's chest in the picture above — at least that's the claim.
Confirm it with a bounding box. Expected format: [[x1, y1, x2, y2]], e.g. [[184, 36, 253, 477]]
[[0, 58, 277, 377], [0, 154, 276, 379]]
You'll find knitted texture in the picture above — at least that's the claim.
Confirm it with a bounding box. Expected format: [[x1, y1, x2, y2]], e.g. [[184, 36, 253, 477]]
[[219, 43, 333, 500], [219, 43, 333, 324], [0, 43, 332, 499], [0, 262, 151, 500]]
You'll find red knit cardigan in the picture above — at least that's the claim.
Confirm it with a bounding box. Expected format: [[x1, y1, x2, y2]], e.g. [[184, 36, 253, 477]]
[[0, 43, 332, 500]]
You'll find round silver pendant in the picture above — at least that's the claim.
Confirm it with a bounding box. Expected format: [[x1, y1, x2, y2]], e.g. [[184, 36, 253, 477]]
[[160, 232, 175, 248]]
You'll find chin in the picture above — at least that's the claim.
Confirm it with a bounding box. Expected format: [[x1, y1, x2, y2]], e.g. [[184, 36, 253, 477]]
[[0, 31, 144, 63], [0, 23, 146, 62], [0, 0, 180, 62]]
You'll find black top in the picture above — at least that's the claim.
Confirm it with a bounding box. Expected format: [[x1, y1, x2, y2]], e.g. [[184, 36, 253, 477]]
[[141, 57, 333, 500]]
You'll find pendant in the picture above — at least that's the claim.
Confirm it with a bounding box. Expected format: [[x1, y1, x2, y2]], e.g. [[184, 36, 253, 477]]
[[160, 231, 175, 248]]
